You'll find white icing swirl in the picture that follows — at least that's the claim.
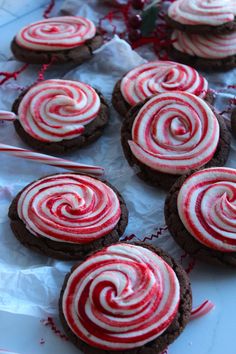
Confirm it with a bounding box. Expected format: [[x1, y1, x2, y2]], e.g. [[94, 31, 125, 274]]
[[172, 30, 236, 59], [62, 243, 180, 350], [120, 61, 208, 105], [168, 0, 236, 26], [16, 16, 96, 51], [17, 174, 121, 244], [128, 92, 219, 175], [18, 79, 101, 142], [178, 167, 236, 252]]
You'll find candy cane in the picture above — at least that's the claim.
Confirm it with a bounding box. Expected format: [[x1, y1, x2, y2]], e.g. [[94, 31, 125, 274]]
[[0, 110, 17, 121], [191, 300, 215, 320], [0, 143, 104, 176]]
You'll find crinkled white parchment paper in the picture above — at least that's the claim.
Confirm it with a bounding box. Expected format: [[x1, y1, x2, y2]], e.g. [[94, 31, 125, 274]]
[[0, 0, 236, 318]]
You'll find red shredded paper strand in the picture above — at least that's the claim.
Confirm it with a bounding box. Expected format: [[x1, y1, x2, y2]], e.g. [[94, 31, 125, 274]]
[[43, 0, 55, 19]]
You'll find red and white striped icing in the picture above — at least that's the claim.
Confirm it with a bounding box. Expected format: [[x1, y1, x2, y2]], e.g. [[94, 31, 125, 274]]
[[128, 92, 219, 175], [17, 174, 121, 244], [18, 79, 101, 142], [62, 243, 180, 350], [120, 61, 208, 105], [15, 16, 96, 51], [168, 0, 236, 26], [172, 30, 236, 59], [178, 167, 236, 252]]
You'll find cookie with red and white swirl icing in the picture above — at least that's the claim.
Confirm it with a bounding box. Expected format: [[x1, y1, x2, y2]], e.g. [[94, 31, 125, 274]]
[[170, 30, 236, 70], [112, 61, 212, 117], [167, 0, 236, 33], [172, 30, 236, 59], [124, 92, 218, 174], [11, 16, 103, 64], [12, 79, 109, 154], [121, 91, 230, 189], [8, 173, 128, 260], [16, 16, 96, 51], [165, 168, 236, 266], [178, 168, 236, 252], [59, 242, 192, 353]]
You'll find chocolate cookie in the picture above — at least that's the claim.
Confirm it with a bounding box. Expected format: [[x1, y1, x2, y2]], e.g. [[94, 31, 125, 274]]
[[231, 108, 236, 137], [12, 79, 109, 154], [11, 34, 103, 65], [11, 16, 103, 65], [170, 30, 236, 71], [121, 92, 230, 190], [170, 47, 236, 72], [8, 173, 128, 261], [166, 0, 236, 34], [165, 167, 236, 267], [59, 242, 192, 354]]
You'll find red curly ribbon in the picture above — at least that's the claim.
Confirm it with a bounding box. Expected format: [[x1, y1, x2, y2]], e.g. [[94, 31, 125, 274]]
[[0, 64, 29, 86], [41, 317, 68, 341], [43, 0, 55, 19], [142, 225, 168, 242], [36, 56, 57, 83]]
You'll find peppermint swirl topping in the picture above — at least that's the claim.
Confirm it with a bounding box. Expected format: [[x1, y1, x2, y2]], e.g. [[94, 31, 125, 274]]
[[120, 61, 208, 105], [172, 30, 236, 59], [168, 0, 236, 26], [15, 16, 96, 51], [18, 79, 101, 142], [17, 174, 121, 244], [128, 92, 219, 175], [62, 243, 180, 350], [178, 168, 236, 252]]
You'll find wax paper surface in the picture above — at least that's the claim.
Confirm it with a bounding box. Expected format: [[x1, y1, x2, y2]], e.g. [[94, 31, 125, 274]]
[[0, 0, 236, 318]]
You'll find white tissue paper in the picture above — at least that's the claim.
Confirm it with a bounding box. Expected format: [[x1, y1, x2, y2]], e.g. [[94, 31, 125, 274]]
[[0, 0, 236, 318]]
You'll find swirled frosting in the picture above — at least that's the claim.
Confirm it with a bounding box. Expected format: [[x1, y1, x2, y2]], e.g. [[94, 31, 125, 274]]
[[62, 243, 180, 350], [17, 79, 101, 142], [168, 0, 236, 26], [172, 30, 236, 59], [128, 92, 219, 175], [120, 61, 208, 105], [17, 174, 121, 244], [178, 167, 236, 252], [15, 16, 96, 51]]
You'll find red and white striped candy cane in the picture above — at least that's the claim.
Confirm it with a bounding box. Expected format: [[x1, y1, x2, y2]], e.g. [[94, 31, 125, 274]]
[[0, 143, 104, 176], [0, 110, 17, 121], [191, 300, 215, 320]]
